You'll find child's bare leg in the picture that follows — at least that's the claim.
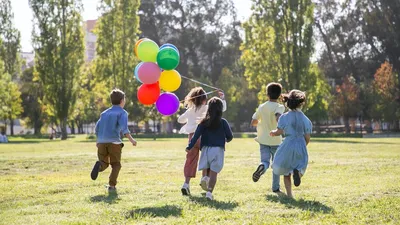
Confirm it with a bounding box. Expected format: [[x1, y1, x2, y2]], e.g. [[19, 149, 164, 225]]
[[208, 170, 218, 193], [284, 175, 293, 198], [185, 177, 191, 184], [202, 169, 210, 177]]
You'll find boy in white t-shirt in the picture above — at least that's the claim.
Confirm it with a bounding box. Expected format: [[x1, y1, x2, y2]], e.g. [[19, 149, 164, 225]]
[[251, 83, 285, 193]]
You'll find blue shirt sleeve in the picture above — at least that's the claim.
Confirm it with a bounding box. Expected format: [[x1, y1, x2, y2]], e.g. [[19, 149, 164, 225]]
[[187, 124, 203, 150], [277, 114, 286, 130], [304, 116, 312, 134], [118, 111, 130, 135], [223, 119, 233, 142]]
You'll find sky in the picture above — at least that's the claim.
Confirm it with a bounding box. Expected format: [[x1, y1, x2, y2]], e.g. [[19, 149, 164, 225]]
[[12, 0, 252, 52]]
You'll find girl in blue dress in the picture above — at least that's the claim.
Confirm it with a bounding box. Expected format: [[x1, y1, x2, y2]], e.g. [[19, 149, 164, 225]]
[[270, 90, 312, 198]]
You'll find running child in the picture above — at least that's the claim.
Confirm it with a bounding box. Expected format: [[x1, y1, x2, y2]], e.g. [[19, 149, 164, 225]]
[[90, 89, 137, 193], [178, 87, 226, 195], [186, 97, 233, 200], [251, 82, 285, 193], [270, 89, 312, 198]]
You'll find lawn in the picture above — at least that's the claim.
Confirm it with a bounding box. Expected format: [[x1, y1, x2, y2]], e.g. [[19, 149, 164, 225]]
[[0, 136, 399, 224]]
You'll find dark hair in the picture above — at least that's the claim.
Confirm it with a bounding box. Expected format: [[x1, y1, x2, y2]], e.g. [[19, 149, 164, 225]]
[[184, 87, 207, 111], [201, 97, 223, 129], [283, 89, 306, 110], [266, 82, 282, 100], [110, 89, 125, 105]]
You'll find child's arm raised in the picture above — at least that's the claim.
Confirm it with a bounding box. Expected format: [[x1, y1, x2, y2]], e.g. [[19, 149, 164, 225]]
[[218, 91, 227, 112]]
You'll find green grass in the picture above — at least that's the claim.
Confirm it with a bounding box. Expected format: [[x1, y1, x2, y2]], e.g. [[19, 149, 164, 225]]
[[0, 136, 399, 224]]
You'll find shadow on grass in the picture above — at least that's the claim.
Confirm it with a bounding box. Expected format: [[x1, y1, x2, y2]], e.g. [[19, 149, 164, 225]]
[[188, 195, 238, 210], [312, 139, 395, 144], [90, 192, 119, 204], [4, 140, 52, 144], [126, 205, 182, 219], [266, 194, 333, 213]]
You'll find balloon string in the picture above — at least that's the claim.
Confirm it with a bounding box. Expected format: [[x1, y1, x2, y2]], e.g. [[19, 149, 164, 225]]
[[179, 90, 219, 103], [180, 75, 220, 91]]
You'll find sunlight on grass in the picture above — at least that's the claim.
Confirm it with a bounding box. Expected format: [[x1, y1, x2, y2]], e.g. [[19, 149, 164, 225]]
[[0, 136, 399, 224]]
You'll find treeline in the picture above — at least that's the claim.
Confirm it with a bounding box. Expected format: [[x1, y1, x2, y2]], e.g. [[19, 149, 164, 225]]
[[0, 0, 398, 139]]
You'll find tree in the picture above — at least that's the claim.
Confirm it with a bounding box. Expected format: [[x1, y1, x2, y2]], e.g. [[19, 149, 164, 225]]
[[372, 62, 399, 129], [0, 0, 23, 135], [30, 0, 85, 140], [72, 64, 109, 134], [331, 76, 360, 133], [139, 0, 250, 129], [359, 0, 400, 87], [242, 0, 330, 118], [216, 67, 258, 131], [94, 0, 142, 121], [19, 67, 46, 135]]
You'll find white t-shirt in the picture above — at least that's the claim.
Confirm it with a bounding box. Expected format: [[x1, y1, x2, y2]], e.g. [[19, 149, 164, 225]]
[[178, 100, 227, 134]]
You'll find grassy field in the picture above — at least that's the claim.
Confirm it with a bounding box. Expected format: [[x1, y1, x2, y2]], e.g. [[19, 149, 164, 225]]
[[0, 136, 399, 224]]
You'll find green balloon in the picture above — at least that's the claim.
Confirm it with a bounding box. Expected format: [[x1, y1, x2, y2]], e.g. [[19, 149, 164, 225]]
[[137, 40, 159, 62], [157, 47, 180, 70]]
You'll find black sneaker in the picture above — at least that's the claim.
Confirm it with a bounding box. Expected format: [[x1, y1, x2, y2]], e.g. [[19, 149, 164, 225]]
[[273, 189, 281, 193], [90, 161, 101, 180], [293, 169, 301, 187], [252, 164, 265, 182], [181, 186, 190, 196]]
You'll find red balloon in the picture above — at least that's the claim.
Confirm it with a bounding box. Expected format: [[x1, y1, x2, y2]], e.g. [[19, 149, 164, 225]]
[[137, 82, 160, 105]]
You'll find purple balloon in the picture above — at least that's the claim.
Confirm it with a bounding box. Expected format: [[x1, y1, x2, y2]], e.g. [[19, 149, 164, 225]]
[[156, 93, 180, 116], [138, 62, 161, 84]]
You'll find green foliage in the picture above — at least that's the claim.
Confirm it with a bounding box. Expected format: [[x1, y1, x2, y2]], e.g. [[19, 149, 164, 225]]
[[242, 0, 330, 120], [30, 0, 85, 139], [0, 0, 23, 135], [94, 0, 141, 121], [72, 64, 109, 133], [140, 0, 249, 129], [19, 67, 46, 135]]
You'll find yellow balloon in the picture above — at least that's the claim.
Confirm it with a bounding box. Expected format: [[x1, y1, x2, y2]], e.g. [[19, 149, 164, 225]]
[[159, 70, 181, 92]]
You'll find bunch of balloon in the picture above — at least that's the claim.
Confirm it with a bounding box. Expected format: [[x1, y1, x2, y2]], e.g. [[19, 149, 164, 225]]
[[134, 39, 181, 116]]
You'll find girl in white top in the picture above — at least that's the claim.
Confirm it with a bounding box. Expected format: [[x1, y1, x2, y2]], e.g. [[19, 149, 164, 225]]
[[178, 87, 226, 195]]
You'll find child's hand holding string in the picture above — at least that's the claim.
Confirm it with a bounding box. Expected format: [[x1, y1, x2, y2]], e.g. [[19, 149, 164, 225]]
[[217, 90, 225, 100]]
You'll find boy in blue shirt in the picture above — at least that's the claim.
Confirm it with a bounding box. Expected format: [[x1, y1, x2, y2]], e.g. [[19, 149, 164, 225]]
[[90, 89, 137, 192]]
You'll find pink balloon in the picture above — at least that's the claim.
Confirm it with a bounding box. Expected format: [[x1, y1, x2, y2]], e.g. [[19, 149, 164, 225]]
[[137, 62, 161, 84]]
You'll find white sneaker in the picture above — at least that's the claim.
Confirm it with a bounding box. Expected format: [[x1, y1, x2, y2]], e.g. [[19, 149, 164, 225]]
[[200, 176, 209, 191], [206, 191, 213, 200], [181, 183, 190, 196]]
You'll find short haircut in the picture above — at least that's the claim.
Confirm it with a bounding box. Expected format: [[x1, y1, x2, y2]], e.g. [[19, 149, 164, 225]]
[[110, 89, 125, 105], [266, 82, 282, 100]]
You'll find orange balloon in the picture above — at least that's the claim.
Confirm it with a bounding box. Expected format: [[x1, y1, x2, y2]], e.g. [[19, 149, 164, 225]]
[[137, 82, 160, 105], [135, 38, 147, 57]]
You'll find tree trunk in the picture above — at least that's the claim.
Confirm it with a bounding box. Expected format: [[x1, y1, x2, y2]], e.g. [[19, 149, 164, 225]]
[[34, 119, 42, 135], [70, 121, 75, 134], [315, 121, 321, 134], [9, 116, 14, 136], [61, 118, 68, 140], [78, 122, 84, 134], [344, 116, 350, 134]]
